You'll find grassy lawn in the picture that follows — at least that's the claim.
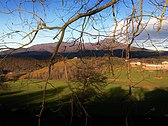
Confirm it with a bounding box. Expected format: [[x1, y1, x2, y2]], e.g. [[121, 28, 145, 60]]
[[0, 67, 168, 126], [0, 80, 69, 109], [107, 66, 168, 89], [0, 67, 167, 110]]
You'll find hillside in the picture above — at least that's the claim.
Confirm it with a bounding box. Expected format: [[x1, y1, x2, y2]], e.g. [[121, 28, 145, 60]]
[[19, 57, 125, 80], [19, 58, 76, 80]]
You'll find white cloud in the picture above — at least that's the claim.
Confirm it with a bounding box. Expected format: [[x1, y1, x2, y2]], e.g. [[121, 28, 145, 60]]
[[110, 17, 168, 51]]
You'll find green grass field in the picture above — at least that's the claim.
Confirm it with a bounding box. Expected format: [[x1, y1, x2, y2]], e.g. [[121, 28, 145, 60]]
[[1, 67, 168, 126], [0, 79, 69, 109], [0, 66, 168, 109]]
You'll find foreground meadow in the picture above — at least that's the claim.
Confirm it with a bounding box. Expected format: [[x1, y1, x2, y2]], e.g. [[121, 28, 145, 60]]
[[0, 65, 168, 125]]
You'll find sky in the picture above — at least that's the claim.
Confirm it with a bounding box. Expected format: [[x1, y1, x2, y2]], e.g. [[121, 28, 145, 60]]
[[0, 0, 168, 51]]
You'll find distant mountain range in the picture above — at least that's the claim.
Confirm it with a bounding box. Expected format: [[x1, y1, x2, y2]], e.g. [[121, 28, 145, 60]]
[[0, 38, 168, 59]]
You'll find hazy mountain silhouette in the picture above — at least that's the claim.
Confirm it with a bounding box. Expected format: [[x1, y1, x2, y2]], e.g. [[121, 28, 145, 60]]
[[0, 38, 168, 59]]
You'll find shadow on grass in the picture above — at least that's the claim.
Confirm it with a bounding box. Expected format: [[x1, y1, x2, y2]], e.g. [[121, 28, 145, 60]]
[[0, 86, 67, 126], [0, 86, 66, 109], [137, 88, 168, 116], [85, 87, 168, 126], [1, 86, 168, 126], [0, 90, 24, 96]]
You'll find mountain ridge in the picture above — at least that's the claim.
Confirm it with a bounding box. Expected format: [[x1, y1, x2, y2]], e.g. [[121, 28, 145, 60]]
[[0, 38, 168, 59], [0, 38, 140, 54]]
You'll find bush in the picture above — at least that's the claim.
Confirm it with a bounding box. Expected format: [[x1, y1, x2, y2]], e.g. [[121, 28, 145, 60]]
[[71, 62, 107, 103]]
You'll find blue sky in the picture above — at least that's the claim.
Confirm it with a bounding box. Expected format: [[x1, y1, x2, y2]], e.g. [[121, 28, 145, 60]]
[[0, 0, 168, 51]]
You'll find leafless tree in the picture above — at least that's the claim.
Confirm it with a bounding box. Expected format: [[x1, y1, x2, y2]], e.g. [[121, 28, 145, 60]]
[[1, 0, 168, 125]]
